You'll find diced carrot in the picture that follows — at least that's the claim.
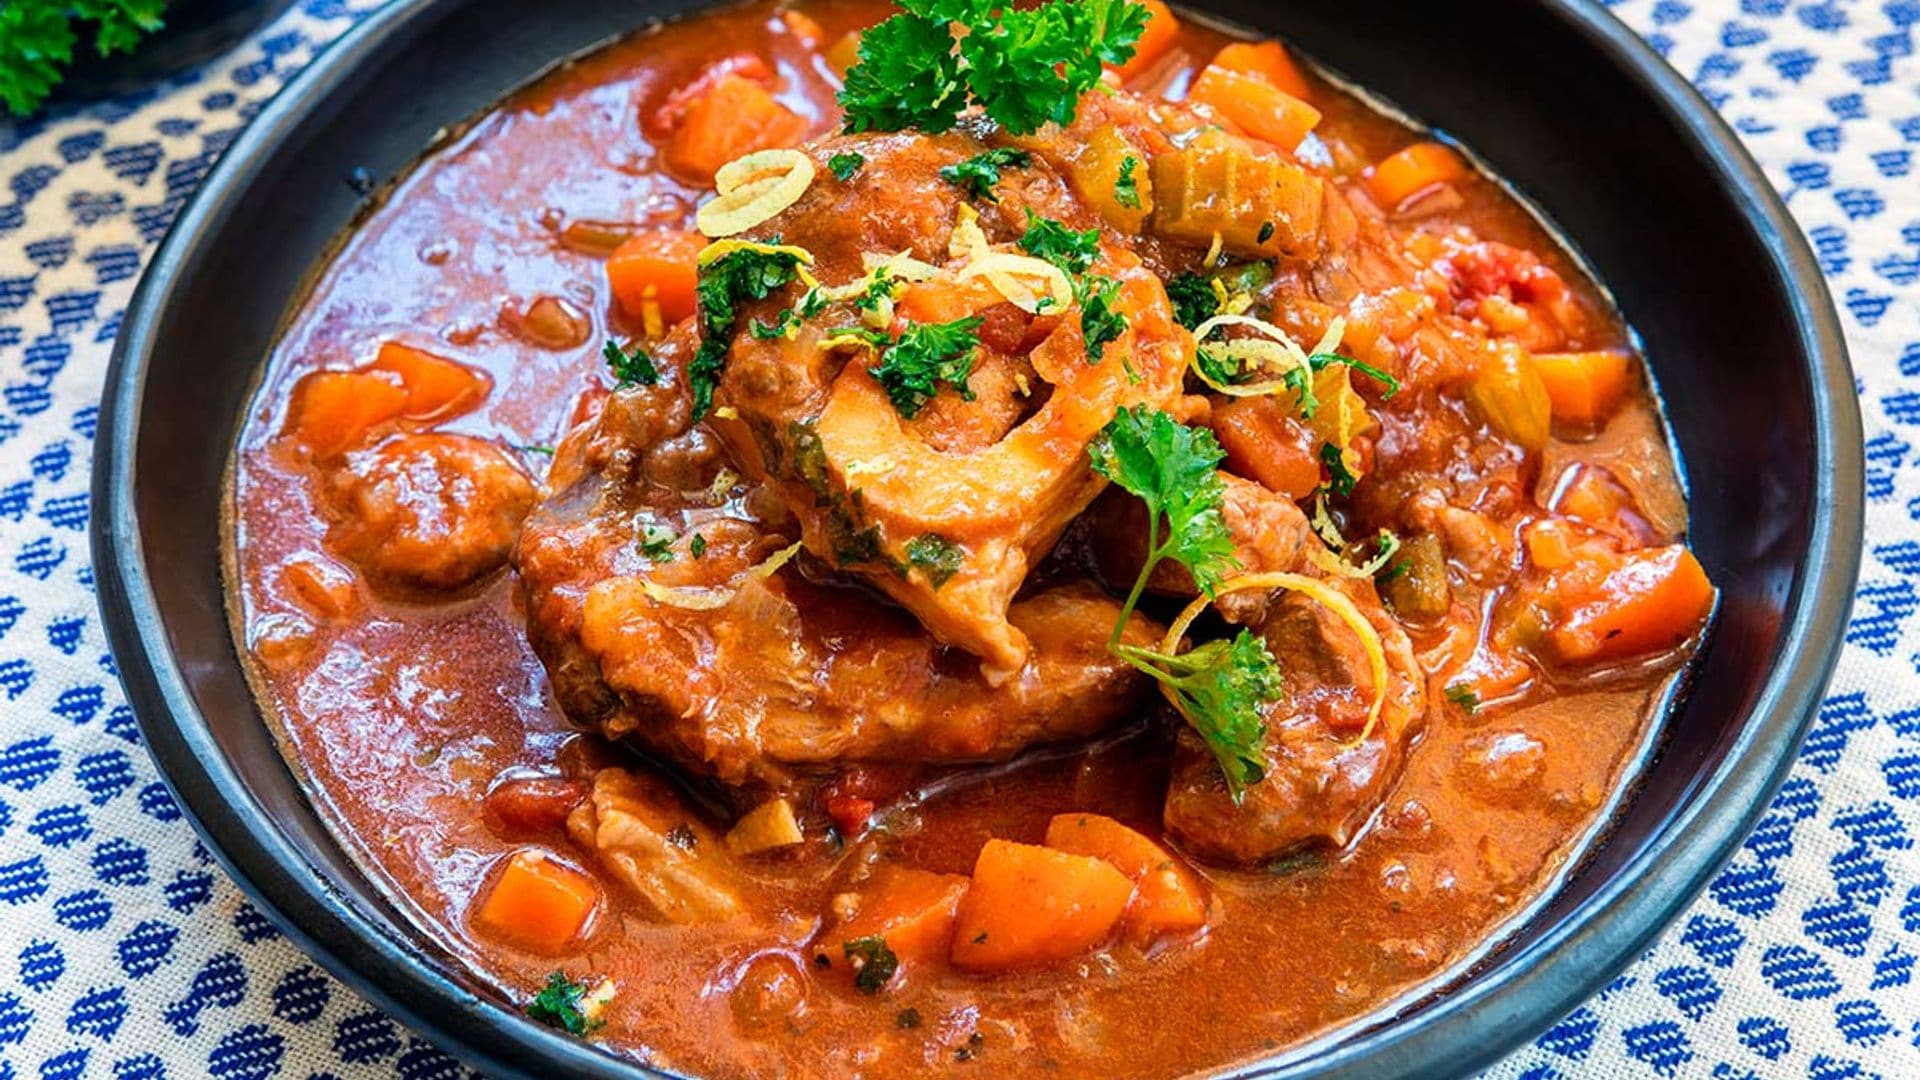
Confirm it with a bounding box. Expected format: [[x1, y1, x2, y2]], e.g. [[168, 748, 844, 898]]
[[284, 370, 408, 458], [826, 866, 970, 982], [1553, 465, 1634, 533], [1188, 65, 1322, 151], [950, 839, 1134, 971], [1550, 545, 1713, 665], [896, 279, 1000, 325], [368, 341, 490, 422], [1365, 141, 1471, 210], [483, 775, 588, 835], [1110, 0, 1180, 82], [649, 54, 777, 136], [1212, 40, 1311, 100], [607, 229, 704, 327], [1532, 349, 1635, 426], [663, 73, 808, 185], [1044, 814, 1207, 942], [470, 849, 599, 954], [1211, 396, 1323, 501], [1523, 518, 1582, 571]]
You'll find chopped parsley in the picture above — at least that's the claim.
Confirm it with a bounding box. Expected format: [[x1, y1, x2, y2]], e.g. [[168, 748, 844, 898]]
[[896, 1007, 924, 1029], [1165, 272, 1219, 330], [1076, 273, 1128, 362], [853, 267, 898, 313], [524, 972, 604, 1036], [751, 307, 802, 340], [839, 0, 1149, 136], [689, 533, 708, 559], [1319, 443, 1358, 498], [869, 316, 983, 418], [639, 526, 676, 562], [843, 935, 900, 994], [1445, 683, 1480, 714], [1310, 350, 1402, 397], [905, 533, 964, 587], [939, 147, 1031, 201], [1256, 220, 1276, 245], [1018, 212, 1100, 275], [1115, 155, 1142, 209], [828, 151, 866, 181], [689, 244, 810, 419], [603, 339, 658, 387], [1091, 406, 1280, 800]]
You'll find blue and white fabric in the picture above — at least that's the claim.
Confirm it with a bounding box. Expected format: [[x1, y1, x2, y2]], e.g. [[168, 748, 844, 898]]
[[0, 1, 1915, 1076]]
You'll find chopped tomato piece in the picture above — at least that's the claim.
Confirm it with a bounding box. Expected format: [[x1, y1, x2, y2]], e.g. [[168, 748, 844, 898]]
[[368, 341, 490, 422], [1187, 65, 1321, 150], [1044, 814, 1207, 942], [662, 73, 808, 185], [1110, 0, 1180, 82], [1210, 396, 1323, 500], [607, 229, 704, 326], [1212, 40, 1311, 99], [483, 775, 587, 835], [278, 556, 358, 620], [950, 839, 1134, 971], [284, 370, 408, 458], [1533, 349, 1635, 426], [1365, 141, 1470, 209], [470, 849, 599, 953], [1550, 545, 1713, 665], [824, 865, 969, 984]]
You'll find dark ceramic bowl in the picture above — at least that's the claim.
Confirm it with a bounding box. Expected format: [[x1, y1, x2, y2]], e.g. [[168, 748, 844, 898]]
[[92, 0, 1863, 1076]]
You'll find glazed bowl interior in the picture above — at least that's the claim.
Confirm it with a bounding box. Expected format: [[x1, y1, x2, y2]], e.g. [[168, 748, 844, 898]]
[[94, 0, 1860, 1077]]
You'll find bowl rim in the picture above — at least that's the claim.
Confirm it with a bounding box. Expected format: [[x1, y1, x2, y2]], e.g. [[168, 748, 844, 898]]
[[90, 0, 1864, 1077]]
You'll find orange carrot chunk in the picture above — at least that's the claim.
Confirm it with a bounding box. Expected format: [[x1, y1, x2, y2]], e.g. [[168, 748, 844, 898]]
[[607, 229, 705, 327], [662, 73, 808, 185], [284, 370, 409, 458], [1365, 141, 1471, 209], [825, 866, 970, 986], [950, 839, 1134, 971], [1532, 349, 1635, 426], [1110, 0, 1180, 82], [1187, 65, 1322, 151], [368, 341, 491, 423], [1551, 545, 1714, 665], [470, 849, 599, 954], [1212, 40, 1312, 100], [1044, 814, 1207, 942]]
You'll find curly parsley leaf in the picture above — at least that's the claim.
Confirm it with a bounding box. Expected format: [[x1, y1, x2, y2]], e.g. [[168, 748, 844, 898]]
[[840, 0, 1148, 136], [1, 0, 167, 116], [828, 151, 866, 181], [1445, 682, 1480, 714], [525, 972, 605, 1036], [1116, 629, 1280, 800], [690, 245, 809, 419], [870, 316, 983, 418], [1319, 442, 1358, 498], [1018, 212, 1100, 275], [1089, 406, 1238, 638], [843, 935, 900, 994], [603, 340, 658, 387], [939, 147, 1031, 202]]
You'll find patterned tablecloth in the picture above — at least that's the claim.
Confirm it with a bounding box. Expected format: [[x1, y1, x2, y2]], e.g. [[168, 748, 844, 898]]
[[0, 1, 1915, 1076]]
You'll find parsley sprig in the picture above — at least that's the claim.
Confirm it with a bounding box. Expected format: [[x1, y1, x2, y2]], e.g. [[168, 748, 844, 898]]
[[1, 0, 166, 116], [524, 972, 606, 1036], [1090, 405, 1282, 800], [603, 340, 657, 387], [839, 0, 1149, 136], [940, 147, 1031, 201]]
